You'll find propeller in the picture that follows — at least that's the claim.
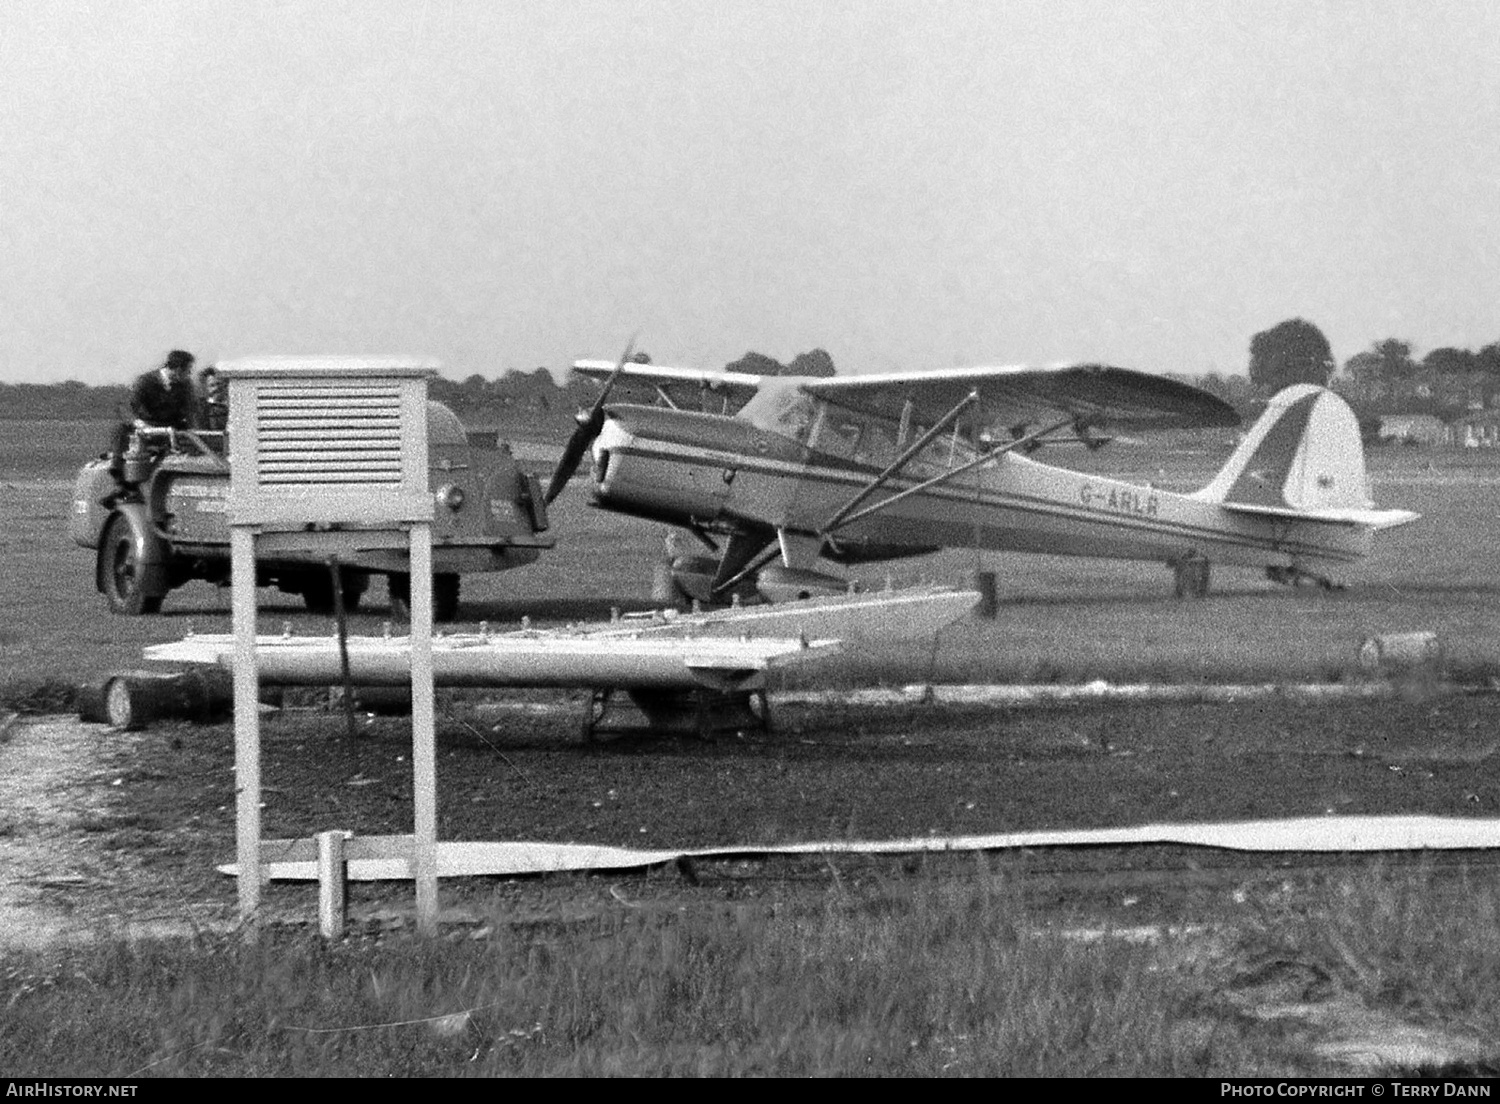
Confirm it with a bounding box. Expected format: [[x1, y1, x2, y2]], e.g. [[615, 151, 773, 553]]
[[544, 335, 636, 505]]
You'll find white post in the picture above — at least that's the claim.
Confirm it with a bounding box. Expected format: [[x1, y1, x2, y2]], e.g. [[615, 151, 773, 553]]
[[230, 524, 262, 932], [317, 829, 349, 939], [409, 520, 438, 934]]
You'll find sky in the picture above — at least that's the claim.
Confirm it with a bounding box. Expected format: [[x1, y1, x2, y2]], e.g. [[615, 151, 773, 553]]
[[3, 0, 1498, 385]]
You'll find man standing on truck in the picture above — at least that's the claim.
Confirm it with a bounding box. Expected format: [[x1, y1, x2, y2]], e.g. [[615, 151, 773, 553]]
[[109, 349, 198, 482], [131, 349, 198, 428]]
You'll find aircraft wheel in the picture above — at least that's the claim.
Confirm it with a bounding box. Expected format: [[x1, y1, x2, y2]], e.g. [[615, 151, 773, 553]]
[[99, 513, 163, 615]]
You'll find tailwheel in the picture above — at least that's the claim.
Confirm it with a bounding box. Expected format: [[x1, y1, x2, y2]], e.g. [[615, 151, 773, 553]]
[[1170, 555, 1211, 600], [1266, 565, 1345, 592]]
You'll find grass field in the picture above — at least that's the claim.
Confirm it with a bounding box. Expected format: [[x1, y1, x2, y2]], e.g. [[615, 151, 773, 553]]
[[7, 417, 1500, 1076], [4, 866, 1447, 1078], [6, 417, 1500, 690]]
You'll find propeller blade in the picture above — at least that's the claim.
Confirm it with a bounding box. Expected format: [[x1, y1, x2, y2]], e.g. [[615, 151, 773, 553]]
[[543, 335, 636, 504], [544, 421, 597, 504]]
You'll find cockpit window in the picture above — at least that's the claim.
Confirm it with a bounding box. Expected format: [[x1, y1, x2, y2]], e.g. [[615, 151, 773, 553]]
[[903, 422, 978, 473], [817, 419, 864, 459], [854, 422, 897, 467], [740, 381, 819, 444], [741, 383, 938, 469]]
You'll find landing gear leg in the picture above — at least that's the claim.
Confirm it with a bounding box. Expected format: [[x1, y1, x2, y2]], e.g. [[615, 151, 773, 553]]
[[1170, 555, 1211, 599], [651, 559, 686, 609]]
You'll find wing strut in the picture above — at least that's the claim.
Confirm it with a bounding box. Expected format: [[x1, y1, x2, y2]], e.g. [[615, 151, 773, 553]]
[[709, 529, 774, 592], [709, 391, 982, 598], [709, 539, 785, 598], [819, 390, 980, 536], [710, 411, 1077, 597], [820, 415, 1075, 537]]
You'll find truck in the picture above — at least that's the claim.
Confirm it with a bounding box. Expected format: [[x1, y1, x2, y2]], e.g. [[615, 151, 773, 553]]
[[69, 402, 553, 621]]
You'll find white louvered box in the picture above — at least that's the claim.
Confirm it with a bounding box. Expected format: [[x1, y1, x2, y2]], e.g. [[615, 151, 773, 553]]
[[219, 356, 437, 530]]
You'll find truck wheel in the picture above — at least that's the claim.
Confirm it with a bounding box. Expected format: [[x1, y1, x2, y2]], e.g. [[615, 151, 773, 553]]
[[389, 573, 461, 622], [99, 513, 163, 615], [301, 569, 368, 616]]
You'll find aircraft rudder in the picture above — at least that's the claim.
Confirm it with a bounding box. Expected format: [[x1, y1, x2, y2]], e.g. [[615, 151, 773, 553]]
[[1196, 385, 1371, 512]]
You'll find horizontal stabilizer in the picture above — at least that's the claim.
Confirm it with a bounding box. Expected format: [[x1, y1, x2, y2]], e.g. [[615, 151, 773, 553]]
[[1219, 501, 1421, 530]]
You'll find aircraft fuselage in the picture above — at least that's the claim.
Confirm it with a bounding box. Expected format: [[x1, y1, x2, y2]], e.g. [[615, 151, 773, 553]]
[[590, 403, 1370, 573]]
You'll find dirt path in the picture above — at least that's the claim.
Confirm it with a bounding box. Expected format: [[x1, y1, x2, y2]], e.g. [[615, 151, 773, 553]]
[[0, 716, 229, 948], [0, 716, 118, 947]]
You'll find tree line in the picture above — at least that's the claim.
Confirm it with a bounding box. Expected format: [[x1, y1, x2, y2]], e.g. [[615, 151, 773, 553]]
[[5, 331, 1491, 426], [0, 349, 836, 426], [1182, 317, 1500, 421]]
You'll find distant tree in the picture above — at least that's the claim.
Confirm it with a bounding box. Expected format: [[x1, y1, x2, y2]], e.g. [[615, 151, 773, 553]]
[[1372, 338, 1419, 381], [1343, 339, 1417, 399], [0, 381, 129, 420], [1188, 372, 1232, 401], [1477, 342, 1500, 377], [1223, 374, 1256, 404], [428, 377, 461, 407], [509, 366, 558, 411], [723, 349, 837, 377], [1356, 412, 1386, 446], [787, 348, 837, 377], [1247, 318, 1335, 393], [724, 351, 788, 376], [1422, 347, 1477, 377]]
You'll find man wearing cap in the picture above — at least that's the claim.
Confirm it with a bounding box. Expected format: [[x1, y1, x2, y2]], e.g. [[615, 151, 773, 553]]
[[130, 349, 198, 429], [108, 350, 199, 483]]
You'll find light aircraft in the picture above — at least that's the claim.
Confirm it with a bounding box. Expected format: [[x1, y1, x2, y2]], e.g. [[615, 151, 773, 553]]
[[545, 347, 1418, 604]]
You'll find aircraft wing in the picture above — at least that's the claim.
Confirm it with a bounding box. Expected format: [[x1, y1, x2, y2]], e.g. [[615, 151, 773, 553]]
[[799, 363, 1241, 434], [571, 359, 766, 405]]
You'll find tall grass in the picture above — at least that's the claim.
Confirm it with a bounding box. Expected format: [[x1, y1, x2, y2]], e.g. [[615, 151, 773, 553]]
[[1238, 861, 1500, 1027], [13, 862, 1500, 1076], [2, 867, 1306, 1078], [0, 676, 76, 715]]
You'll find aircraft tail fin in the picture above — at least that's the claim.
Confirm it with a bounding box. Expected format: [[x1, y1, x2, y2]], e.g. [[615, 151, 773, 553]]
[[1193, 384, 1382, 516]]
